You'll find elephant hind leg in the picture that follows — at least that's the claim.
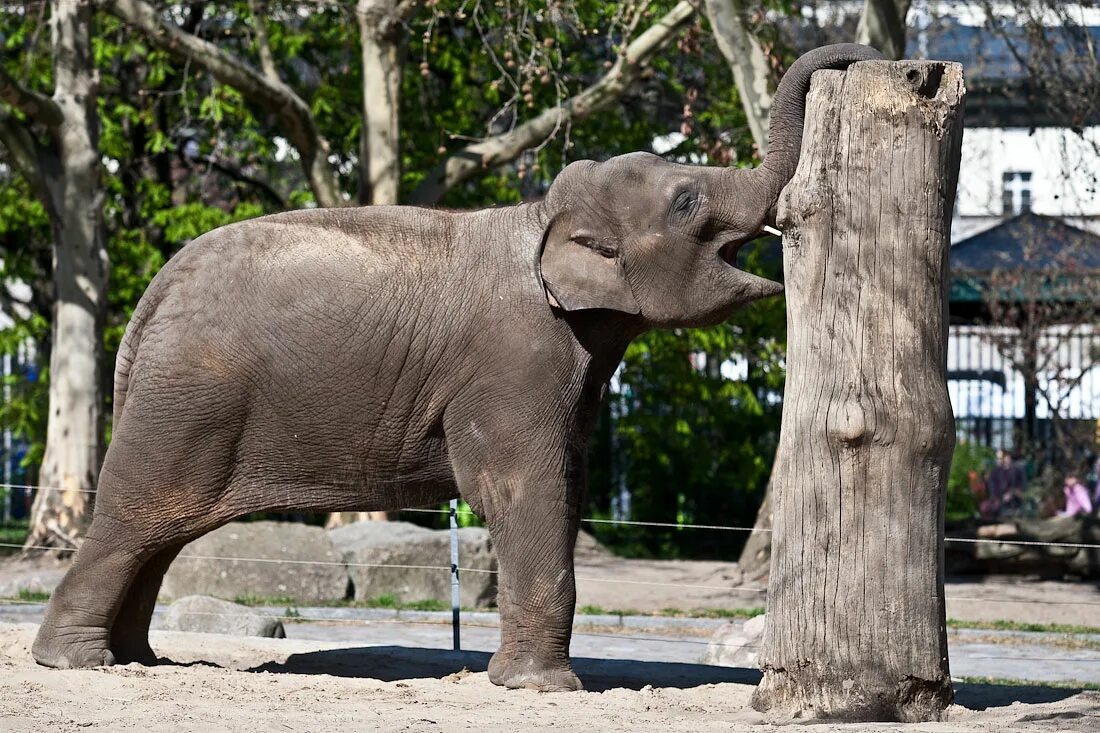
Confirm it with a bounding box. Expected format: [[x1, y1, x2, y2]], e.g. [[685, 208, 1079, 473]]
[[33, 440, 236, 668], [109, 543, 185, 664], [31, 514, 145, 669]]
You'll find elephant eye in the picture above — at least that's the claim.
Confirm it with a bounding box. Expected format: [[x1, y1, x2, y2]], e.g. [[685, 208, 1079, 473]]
[[670, 190, 698, 222]]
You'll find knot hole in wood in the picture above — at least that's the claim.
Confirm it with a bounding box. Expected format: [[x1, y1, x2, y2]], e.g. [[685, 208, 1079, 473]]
[[903, 63, 947, 100]]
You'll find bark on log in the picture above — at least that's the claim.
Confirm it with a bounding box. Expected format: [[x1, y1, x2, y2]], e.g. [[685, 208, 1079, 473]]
[[752, 60, 964, 721]]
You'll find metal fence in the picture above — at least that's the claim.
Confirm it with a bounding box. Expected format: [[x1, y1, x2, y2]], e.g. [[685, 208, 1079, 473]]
[[948, 324, 1100, 462]]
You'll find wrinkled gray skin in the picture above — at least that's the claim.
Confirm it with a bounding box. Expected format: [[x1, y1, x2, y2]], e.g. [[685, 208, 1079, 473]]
[[33, 44, 882, 689]]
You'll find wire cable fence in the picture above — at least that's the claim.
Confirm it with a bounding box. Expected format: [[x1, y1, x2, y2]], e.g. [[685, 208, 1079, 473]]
[[6, 482, 1100, 553], [6, 478, 1100, 675], [8, 539, 1100, 608]]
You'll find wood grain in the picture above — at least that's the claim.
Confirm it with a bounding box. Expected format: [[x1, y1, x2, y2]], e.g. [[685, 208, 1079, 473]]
[[751, 60, 965, 722]]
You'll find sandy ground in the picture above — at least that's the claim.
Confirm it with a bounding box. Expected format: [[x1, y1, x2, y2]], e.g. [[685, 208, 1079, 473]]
[[5, 554, 1100, 731], [1, 623, 1099, 732]]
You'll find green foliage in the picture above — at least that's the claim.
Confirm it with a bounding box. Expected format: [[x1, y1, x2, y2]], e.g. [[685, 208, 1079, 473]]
[[948, 617, 1100, 635], [16, 588, 50, 603], [360, 594, 449, 612], [657, 606, 765, 619], [955, 676, 1100, 692], [948, 441, 996, 521], [0, 1, 787, 561], [0, 520, 28, 556], [576, 604, 765, 619], [232, 594, 297, 607], [587, 242, 786, 560]]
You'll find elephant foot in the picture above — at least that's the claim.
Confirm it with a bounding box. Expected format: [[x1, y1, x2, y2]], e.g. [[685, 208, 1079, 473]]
[[488, 649, 583, 692], [110, 637, 159, 666], [32, 624, 116, 669]]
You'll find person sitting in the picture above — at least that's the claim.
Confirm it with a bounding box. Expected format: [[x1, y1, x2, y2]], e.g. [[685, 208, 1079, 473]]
[[1059, 473, 1093, 518], [986, 449, 1026, 517]]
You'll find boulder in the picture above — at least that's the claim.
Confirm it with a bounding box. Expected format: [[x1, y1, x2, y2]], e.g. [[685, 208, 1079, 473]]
[[161, 521, 349, 603], [329, 520, 497, 609], [574, 529, 613, 560], [160, 595, 285, 638], [700, 614, 765, 668], [0, 557, 67, 599]]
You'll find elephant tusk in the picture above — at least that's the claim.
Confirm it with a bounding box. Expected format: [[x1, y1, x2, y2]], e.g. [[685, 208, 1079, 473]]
[[763, 225, 783, 237]]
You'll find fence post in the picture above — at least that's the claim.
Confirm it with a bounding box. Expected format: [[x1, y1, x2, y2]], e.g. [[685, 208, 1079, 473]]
[[2, 353, 10, 524], [752, 60, 964, 721], [449, 498, 461, 652]]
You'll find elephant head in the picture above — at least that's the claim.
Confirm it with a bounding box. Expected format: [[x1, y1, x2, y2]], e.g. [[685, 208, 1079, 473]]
[[539, 43, 883, 328]]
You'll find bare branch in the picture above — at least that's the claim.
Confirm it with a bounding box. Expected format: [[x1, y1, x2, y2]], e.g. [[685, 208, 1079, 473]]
[[247, 0, 281, 83], [409, 0, 698, 206], [703, 0, 774, 154], [104, 0, 346, 207], [0, 65, 63, 130], [856, 0, 911, 60], [180, 149, 288, 210]]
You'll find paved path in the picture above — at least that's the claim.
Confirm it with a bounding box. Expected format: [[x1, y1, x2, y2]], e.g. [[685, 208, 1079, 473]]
[[2, 602, 1098, 685]]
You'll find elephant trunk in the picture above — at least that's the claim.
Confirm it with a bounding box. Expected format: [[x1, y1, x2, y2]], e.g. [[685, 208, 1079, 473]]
[[750, 44, 885, 224]]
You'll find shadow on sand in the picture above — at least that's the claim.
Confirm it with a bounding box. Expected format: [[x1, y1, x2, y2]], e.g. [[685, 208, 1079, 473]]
[[247, 645, 762, 692], [953, 682, 1092, 710], [245, 645, 1099, 708]]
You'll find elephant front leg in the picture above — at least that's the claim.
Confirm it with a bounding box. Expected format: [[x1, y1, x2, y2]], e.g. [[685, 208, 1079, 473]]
[[484, 496, 582, 692]]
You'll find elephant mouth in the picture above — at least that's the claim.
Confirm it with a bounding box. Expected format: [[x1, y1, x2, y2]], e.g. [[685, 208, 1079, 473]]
[[716, 236, 784, 298], [717, 238, 748, 267]]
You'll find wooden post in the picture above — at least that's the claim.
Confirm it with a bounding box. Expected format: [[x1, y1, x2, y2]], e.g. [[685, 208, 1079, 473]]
[[751, 60, 965, 721]]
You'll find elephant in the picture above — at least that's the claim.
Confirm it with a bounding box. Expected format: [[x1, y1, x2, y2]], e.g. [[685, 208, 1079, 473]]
[[32, 43, 883, 690]]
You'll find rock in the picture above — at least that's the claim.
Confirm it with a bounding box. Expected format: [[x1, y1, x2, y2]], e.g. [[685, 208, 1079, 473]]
[[160, 595, 285, 638], [0, 557, 67, 599], [329, 520, 497, 609], [161, 521, 349, 604], [574, 529, 613, 560], [701, 614, 765, 668]]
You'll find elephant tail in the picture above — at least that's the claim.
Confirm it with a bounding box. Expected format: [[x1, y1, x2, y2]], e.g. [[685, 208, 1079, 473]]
[[112, 275, 168, 427]]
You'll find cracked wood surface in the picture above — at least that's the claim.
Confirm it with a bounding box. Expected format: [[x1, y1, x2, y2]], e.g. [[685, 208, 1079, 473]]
[[753, 60, 965, 722]]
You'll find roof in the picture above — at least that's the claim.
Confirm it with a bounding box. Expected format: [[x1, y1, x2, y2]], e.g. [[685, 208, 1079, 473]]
[[951, 212, 1100, 271], [924, 22, 1100, 83], [950, 213, 1100, 305]]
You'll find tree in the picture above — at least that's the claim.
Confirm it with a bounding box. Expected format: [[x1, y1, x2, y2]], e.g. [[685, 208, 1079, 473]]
[[754, 58, 962, 721], [5, 1, 763, 543], [104, 0, 346, 207], [707, 0, 918, 577], [0, 0, 108, 551]]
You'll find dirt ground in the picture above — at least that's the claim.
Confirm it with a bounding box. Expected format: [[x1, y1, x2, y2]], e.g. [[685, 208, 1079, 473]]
[[5, 552, 1100, 731], [1, 623, 1099, 732]]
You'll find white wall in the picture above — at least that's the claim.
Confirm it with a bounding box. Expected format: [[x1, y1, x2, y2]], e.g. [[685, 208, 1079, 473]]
[[956, 126, 1100, 217]]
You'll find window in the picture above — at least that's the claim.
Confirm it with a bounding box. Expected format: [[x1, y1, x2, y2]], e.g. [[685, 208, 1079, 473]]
[[1002, 171, 1032, 215]]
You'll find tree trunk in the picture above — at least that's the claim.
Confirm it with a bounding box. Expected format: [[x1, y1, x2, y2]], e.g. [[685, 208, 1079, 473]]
[[358, 0, 403, 206], [856, 0, 912, 61], [24, 0, 107, 551], [736, 480, 772, 582], [752, 60, 964, 721]]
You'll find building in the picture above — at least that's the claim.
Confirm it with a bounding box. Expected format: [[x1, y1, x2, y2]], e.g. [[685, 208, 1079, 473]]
[[927, 8, 1100, 469]]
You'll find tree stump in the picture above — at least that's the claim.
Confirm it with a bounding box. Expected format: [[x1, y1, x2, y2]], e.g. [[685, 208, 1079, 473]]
[[751, 60, 965, 721]]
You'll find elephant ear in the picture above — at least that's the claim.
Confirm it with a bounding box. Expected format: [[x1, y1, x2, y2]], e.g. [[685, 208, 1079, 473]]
[[539, 214, 640, 314]]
